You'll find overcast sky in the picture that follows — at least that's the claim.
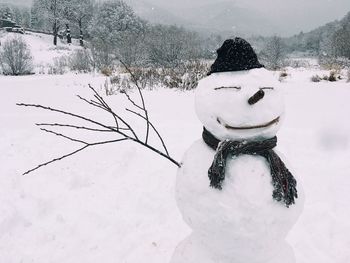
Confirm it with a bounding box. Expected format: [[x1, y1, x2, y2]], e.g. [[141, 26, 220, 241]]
[[3, 0, 350, 35], [154, 0, 350, 34]]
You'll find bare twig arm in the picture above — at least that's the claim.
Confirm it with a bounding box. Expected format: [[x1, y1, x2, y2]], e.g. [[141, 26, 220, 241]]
[[17, 103, 117, 132], [17, 67, 181, 174], [126, 108, 170, 156], [21, 138, 129, 176], [39, 128, 88, 144], [130, 138, 180, 167], [22, 145, 89, 175], [86, 84, 139, 140], [119, 60, 150, 144], [36, 123, 114, 132]]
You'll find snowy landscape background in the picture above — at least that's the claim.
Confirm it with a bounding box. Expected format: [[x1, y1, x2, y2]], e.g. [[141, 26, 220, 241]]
[[1, 0, 350, 262]]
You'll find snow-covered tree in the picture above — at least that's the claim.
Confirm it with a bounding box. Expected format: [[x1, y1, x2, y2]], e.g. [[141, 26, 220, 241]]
[[0, 4, 30, 28], [37, 0, 66, 45], [30, 0, 46, 30], [146, 25, 202, 68], [332, 12, 350, 59], [0, 36, 33, 75], [88, 0, 146, 69], [260, 36, 286, 70], [62, 0, 94, 46]]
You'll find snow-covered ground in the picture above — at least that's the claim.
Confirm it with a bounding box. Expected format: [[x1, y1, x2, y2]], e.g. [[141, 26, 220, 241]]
[[0, 31, 82, 74], [1, 68, 350, 261], [0, 73, 193, 263]]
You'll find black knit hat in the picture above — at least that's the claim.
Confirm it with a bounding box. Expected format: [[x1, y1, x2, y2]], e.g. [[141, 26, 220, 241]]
[[208, 38, 264, 75]]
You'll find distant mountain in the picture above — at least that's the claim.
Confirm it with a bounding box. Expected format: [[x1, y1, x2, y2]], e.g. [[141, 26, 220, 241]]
[[125, 0, 190, 26], [284, 11, 350, 54], [126, 0, 281, 37], [177, 1, 280, 36]]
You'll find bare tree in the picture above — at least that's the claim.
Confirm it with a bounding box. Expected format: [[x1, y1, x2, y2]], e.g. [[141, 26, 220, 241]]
[[62, 0, 94, 46], [147, 25, 201, 68], [37, 0, 65, 45], [88, 0, 146, 69], [260, 35, 286, 70], [0, 36, 33, 75], [17, 62, 180, 175]]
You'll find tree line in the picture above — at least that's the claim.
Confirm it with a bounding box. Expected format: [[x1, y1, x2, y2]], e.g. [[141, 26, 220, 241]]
[[1, 0, 222, 71], [1, 1, 348, 71]]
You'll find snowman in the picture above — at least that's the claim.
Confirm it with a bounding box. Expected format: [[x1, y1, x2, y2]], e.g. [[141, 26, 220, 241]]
[[171, 38, 304, 263]]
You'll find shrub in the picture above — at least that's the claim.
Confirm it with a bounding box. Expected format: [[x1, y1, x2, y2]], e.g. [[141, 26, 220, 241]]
[[287, 59, 311, 68], [328, 70, 337, 82], [0, 36, 33, 75], [104, 60, 210, 95], [319, 55, 350, 70], [279, 71, 288, 78], [347, 70, 350, 82], [48, 56, 68, 75], [101, 67, 113, 76], [160, 60, 210, 90], [107, 74, 133, 93], [279, 70, 288, 81], [259, 36, 287, 70], [68, 49, 93, 73], [311, 75, 321, 82]]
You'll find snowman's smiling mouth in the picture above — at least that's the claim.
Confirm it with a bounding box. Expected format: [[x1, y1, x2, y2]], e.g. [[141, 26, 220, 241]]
[[217, 116, 280, 130]]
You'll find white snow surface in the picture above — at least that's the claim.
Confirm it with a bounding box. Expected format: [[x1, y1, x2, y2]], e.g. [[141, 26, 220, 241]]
[[0, 32, 81, 73], [0, 69, 350, 263]]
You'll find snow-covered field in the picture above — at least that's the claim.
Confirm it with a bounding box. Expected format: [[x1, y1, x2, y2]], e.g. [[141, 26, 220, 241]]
[[0, 31, 82, 74], [0, 30, 350, 262], [0, 70, 349, 263]]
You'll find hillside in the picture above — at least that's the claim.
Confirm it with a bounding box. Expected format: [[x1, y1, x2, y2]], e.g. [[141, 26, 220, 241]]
[[125, 0, 350, 37], [125, 0, 190, 26], [177, 1, 280, 36], [0, 31, 82, 73], [285, 11, 350, 54], [126, 0, 280, 36]]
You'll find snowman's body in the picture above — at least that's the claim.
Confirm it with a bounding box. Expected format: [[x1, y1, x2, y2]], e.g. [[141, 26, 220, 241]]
[[170, 66, 304, 263], [172, 140, 303, 263]]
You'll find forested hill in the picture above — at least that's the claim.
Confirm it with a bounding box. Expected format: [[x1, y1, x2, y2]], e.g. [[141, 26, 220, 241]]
[[284, 11, 350, 56]]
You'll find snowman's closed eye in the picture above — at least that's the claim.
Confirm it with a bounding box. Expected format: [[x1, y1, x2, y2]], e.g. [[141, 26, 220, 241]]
[[260, 87, 274, 90], [214, 86, 241, 91]]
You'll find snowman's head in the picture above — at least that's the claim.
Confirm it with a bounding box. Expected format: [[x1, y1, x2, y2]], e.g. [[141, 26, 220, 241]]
[[195, 38, 284, 141]]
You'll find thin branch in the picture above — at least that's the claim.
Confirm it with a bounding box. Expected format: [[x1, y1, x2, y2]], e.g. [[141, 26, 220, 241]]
[[131, 138, 180, 168], [88, 84, 109, 107], [76, 95, 105, 111], [119, 60, 150, 144], [36, 123, 114, 132], [23, 145, 89, 175], [78, 94, 121, 130], [126, 108, 169, 156], [39, 128, 88, 144], [77, 94, 131, 132], [121, 90, 143, 110], [16, 103, 130, 139], [22, 138, 129, 176], [87, 84, 139, 140], [88, 138, 128, 146]]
